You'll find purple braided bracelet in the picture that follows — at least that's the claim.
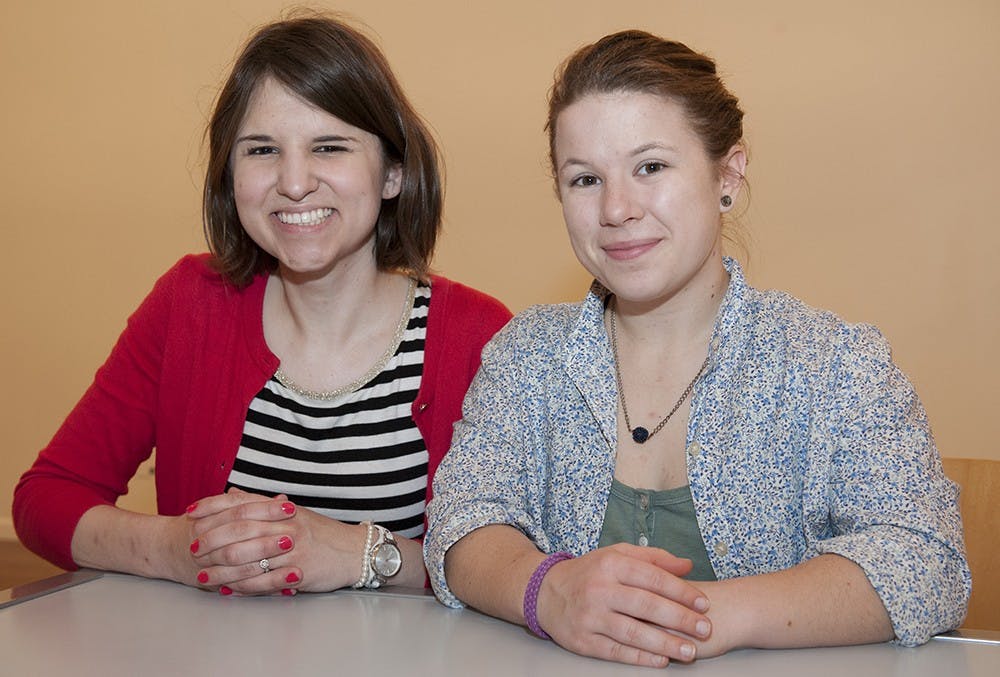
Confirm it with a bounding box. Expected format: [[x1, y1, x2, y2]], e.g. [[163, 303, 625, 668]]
[[523, 551, 574, 640]]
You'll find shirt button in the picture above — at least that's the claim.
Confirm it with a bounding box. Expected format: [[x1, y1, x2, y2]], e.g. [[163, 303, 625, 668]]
[[638, 534, 649, 547], [687, 442, 702, 457], [713, 541, 728, 557], [639, 494, 649, 510]]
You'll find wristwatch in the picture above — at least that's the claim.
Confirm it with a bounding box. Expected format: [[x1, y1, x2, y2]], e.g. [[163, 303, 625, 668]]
[[365, 523, 402, 588]]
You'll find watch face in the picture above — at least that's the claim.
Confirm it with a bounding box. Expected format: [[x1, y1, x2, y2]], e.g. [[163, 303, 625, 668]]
[[373, 542, 402, 578]]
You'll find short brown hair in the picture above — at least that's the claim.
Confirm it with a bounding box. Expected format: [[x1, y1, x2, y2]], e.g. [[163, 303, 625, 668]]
[[203, 13, 442, 286], [546, 30, 744, 181]]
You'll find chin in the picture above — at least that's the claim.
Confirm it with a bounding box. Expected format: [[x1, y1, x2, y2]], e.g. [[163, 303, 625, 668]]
[[597, 270, 663, 297]]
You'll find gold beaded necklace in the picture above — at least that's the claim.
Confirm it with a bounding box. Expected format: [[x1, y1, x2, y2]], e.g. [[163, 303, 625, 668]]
[[273, 277, 417, 400]]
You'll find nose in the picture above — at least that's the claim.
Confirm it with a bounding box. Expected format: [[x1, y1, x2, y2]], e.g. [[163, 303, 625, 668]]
[[276, 152, 319, 201], [599, 180, 642, 227]]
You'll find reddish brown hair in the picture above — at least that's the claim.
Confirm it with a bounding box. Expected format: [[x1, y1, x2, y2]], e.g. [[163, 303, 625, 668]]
[[203, 13, 442, 286], [546, 30, 744, 181]]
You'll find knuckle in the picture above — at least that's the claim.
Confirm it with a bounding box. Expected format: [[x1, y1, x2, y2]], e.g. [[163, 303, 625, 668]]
[[654, 631, 683, 658], [646, 567, 668, 589], [620, 617, 643, 645], [644, 651, 670, 668], [595, 552, 619, 577], [221, 547, 245, 566], [232, 520, 253, 539], [606, 542, 628, 555], [634, 591, 659, 619], [606, 640, 635, 664], [677, 608, 701, 634], [576, 607, 601, 632]]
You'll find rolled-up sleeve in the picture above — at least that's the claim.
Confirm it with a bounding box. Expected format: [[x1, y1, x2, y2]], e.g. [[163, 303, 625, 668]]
[[424, 317, 540, 607], [811, 323, 970, 645]]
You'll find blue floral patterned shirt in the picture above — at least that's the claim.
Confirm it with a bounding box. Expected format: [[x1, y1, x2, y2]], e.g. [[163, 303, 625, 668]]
[[424, 259, 970, 646]]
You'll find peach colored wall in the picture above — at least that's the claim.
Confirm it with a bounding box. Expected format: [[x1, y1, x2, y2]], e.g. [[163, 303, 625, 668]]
[[2, 1, 997, 533]]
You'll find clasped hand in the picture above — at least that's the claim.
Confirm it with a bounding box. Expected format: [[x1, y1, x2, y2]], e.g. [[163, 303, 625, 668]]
[[535, 543, 712, 667], [183, 488, 364, 595]]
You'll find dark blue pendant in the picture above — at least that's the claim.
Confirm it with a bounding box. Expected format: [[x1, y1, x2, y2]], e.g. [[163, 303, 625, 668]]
[[631, 427, 649, 444]]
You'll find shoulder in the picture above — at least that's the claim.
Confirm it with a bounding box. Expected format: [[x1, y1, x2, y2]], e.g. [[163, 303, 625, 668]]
[[484, 300, 587, 364], [152, 253, 224, 295], [721, 259, 887, 359], [739, 285, 890, 362], [726, 285, 901, 410], [155, 253, 263, 301], [428, 275, 512, 331], [509, 301, 585, 335], [132, 254, 264, 331]]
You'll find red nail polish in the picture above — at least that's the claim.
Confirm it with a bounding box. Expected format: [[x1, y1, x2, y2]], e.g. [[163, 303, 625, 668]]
[[278, 536, 293, 550], [281, 588, 295, 596], [281, 502, 295, 515], [219, 586, 233, 596], [189, 539, 199, 554], [285, 572, 300, 583], [197, 571, 209, 584], [185, 502, 199, 514]]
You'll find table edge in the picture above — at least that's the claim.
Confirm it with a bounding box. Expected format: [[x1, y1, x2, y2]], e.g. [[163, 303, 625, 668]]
[[4, 572, 997, 648], [0, 569, 104, 610]]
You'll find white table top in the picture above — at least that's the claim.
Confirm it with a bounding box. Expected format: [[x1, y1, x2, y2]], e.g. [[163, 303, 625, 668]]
[[2, 572, 997, 676]]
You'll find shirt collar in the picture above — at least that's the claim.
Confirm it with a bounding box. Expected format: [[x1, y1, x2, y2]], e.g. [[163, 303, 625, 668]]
[[569, 256, 750, 358]]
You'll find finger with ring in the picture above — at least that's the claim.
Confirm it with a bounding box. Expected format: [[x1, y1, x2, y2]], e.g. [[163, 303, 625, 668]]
[[259, 558, 271, 574]]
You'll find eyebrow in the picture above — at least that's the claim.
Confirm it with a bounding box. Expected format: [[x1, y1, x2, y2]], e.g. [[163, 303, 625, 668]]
[[631, 142, 678, 156], [558, 142, 680, 173], [234, 134, 361, 144]]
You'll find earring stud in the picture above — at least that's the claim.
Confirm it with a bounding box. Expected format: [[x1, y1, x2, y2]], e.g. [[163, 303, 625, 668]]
[[720, 195, 732, 208]]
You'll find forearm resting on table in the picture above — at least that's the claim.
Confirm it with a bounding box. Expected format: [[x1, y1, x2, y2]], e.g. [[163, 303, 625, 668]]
[[445, 527, 894, 657], [444, 524, 546, 623], [699, 553, 894, 654], [71, 504, 190, 583]]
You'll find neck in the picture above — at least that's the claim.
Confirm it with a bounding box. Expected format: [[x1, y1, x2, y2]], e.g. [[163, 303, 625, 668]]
[[612, 257, 729, 354], [269, 261, 408, 346]]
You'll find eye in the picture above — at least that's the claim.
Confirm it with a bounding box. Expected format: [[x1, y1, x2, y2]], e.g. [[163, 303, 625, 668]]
[[637, 161, 667, 176], [314, 144, 350, 153], [245, 145, 278, 156], [569, 174, 600, 188]]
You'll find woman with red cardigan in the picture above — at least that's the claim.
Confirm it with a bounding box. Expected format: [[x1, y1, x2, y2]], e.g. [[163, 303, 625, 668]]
[[14, 14, 509, 597]]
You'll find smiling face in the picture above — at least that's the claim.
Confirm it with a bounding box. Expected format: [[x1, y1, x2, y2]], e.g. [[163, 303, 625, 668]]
[[554, 91, 744, 312], [231, 76, 402, 281]]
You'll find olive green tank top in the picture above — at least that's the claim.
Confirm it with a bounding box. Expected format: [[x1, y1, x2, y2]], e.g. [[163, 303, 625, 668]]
[[599, 478, 717, 581]]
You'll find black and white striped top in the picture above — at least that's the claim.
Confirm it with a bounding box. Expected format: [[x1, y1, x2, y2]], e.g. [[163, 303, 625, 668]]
[[227, 282, 430, 538]]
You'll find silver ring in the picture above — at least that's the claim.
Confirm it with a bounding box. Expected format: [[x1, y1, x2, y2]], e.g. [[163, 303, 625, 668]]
[[259, 558, 271, 574]]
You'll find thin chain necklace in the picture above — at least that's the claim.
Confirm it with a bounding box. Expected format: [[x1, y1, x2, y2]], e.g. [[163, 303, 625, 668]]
[[608, 304, 710, 444]]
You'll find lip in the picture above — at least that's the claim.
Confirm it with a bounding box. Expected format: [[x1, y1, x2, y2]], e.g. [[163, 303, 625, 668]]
[[602, 238, 659, 261]]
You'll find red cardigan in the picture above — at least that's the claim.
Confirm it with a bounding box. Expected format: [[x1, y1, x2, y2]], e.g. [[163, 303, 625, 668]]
[[14, 255, 511, 570]]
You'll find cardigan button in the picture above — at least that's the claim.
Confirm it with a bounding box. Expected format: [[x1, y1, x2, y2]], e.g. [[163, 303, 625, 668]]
[[713, 541, 729, 557], [687, 442, 702, 457]]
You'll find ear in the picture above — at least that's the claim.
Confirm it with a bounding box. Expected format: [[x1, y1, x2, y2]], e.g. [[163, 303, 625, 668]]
[[382, 162, 403, 200], [719, 144, 747, 211]]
